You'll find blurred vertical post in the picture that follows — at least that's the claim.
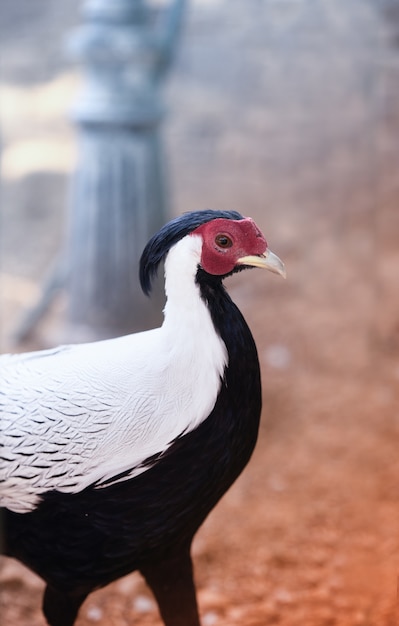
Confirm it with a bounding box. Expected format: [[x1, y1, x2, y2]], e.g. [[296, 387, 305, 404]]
[[65, 0, 186, 339]]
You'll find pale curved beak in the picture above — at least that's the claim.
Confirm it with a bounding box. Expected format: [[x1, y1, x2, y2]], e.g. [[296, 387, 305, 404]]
[[237, 249, 286, 278]]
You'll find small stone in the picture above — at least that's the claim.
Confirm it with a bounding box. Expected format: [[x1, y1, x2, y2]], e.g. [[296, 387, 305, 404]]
[[273, 588, 295, 605], [199, 587, 228, 611], [227, 605, 247, 621], [268, 474, 287, 492], [133, 595, 156, 613], [203, 611, 219, 625], [263, 344, 292, 369], [86, 605, 103, 622]]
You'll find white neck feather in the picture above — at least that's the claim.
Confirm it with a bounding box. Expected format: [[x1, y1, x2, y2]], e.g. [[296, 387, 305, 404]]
[[161, 234, 227, 384], [0, 234, 229, 511], [163, 235, 204, 321]]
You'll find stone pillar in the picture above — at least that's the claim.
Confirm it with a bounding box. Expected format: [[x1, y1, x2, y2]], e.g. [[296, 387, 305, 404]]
[[65, 0, 185, 339]]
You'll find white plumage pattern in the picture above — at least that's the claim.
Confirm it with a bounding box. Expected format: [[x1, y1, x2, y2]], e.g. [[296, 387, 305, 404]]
[[0, 235, 227, 513]]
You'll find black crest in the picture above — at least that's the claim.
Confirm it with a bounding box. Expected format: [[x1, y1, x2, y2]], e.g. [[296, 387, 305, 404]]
[[139, 209, 244, 296]]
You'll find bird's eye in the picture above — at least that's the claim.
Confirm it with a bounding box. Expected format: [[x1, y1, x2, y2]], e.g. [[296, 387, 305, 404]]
[[215, 234, 233, 249]]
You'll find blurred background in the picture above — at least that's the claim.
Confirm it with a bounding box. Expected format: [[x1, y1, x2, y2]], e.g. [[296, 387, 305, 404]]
[[1, 1, 399, 625]]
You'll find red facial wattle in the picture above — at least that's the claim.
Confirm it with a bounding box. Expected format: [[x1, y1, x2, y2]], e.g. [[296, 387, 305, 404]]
[[191, 217, 268, 276]]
